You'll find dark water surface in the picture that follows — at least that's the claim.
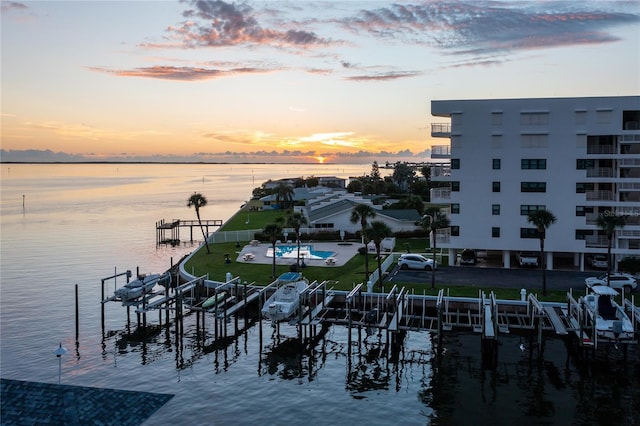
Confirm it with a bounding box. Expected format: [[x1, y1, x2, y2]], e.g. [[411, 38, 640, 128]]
[[1, 164, 639, 425]]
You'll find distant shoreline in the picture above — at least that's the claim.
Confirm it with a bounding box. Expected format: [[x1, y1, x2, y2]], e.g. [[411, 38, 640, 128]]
[[0, 161, 347, 165]]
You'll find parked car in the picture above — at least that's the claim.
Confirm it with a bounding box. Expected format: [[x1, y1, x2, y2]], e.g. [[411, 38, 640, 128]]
[[585, 273, 637, 292], [459, 249, 477, 265], [397, 254, 437, 271], [587, 254, 608, 269], [517, 251, 539, 267]]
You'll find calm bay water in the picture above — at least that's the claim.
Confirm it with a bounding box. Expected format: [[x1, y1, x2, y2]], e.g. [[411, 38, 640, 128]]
[[1, 163, 639, 425]]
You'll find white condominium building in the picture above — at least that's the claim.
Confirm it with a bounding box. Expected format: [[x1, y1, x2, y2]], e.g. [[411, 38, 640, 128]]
[[429, 96, 640, 270]]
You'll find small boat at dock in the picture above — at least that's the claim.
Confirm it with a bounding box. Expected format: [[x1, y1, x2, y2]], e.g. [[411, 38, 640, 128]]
[[261, 272, 309, 322], [583, 284, 635, 343], [114, 272, 171, 302], [202, 291, 227, 309]]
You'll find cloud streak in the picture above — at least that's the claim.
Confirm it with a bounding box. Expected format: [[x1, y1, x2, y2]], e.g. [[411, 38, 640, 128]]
[[159, 0, 333, 49], [342, 2, 640, 63]]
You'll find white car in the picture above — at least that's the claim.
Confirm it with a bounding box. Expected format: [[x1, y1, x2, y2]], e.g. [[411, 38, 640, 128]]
[[587, 254, 608, 269], [585, 273, 637, 292], [398, 254, 437, 271]]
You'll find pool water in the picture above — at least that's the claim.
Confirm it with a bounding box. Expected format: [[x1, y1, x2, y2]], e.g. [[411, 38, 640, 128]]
[[267, 244, 335, 260]]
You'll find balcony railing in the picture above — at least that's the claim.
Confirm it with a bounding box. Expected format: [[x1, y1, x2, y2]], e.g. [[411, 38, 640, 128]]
[[586, 145, 615, 155], [431, 188, 451, 201], [430, 165, 451, 178], [585, 235, 608, 248], [620, 158, 640, 166], [619, 182, 640, 191], [430, 145, 451, 159], [586, 167, 614, 178], [431, 123, 451, 136], [585, 190, 615, 201]]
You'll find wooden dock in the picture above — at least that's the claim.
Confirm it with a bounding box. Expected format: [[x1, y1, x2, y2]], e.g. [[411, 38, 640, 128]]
[[101, 268, 638, 364], [155, 219, 223, 245]]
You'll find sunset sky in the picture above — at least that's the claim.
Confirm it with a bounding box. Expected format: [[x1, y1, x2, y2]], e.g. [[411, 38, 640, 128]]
[[1, 0, 639, 163]]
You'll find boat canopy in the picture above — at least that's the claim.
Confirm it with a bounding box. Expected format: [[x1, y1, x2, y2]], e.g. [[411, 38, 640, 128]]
[[589, 285, 619, 296], [277, 272, 303, 282]]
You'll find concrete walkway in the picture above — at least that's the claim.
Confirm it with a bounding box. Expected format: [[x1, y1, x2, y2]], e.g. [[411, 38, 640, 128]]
[[1, 379, 173, 426]]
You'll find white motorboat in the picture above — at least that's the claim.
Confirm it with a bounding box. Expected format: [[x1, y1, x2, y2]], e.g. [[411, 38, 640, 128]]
[[114, 272, 170, 301], [583, 284, 635, 343], [261, 272, 309, 322]]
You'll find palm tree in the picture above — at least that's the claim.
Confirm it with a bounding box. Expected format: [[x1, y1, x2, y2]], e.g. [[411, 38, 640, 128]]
[[187, 192, 211, 254], [274, 182, 294, 210], [527, 209, 557, 296], [350, 203, 377, 282], [263, 222, 283, 279], [365, 221, 393, 288], [597, 212, 625, 286], [421, 207, 450, 290], [286, 211, 308, 269]]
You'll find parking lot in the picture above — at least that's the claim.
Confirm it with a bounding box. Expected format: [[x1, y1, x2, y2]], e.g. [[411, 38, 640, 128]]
[[385, 264, 606, 292]]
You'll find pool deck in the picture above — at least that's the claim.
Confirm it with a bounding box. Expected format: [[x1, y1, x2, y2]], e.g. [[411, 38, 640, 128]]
[[236, 241, 363, 267], [0, 378, 173, 426]]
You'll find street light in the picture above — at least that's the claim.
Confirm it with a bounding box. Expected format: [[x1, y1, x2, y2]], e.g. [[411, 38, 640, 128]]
[[54, 342, 68, 384]]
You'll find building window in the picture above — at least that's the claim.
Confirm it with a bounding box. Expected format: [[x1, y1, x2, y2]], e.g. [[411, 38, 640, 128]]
[[491, 134, 503, 148], [314, 223, 334, 229], [575, 230, 590, 240], [451, 159, 460, 169], [451, 203, 460, 214], [492, 159, 501, 170], [521, 112, 549, 125], [576, 206, 593, 216], [521, 182, 546, 192], [520, 228, 539, 239], [450, 226, 459, 237], [492, 227, 500, 238], [521, 134, 548, 148], [492, 181, 501, 192], [521, 159, 546, 169], [576, 159, 595, 170], [576, 182, 594, 193], [596, 109, 612, 124], [521, 205, 546, 215], [492, 204, 500, 215], [491, 112, 503, 126], [575, 110, 587, 125], [451, 181, 460, 192]]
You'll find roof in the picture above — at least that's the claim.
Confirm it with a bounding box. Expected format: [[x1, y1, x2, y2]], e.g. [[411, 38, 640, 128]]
[[588, 285, 619, 296]]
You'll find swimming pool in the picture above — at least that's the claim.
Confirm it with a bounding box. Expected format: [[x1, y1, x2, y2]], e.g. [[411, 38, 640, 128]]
[[265, 244, 335, 260]]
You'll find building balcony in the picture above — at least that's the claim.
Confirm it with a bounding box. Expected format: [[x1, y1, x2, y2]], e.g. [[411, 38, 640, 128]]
[[431, 123, 451, 137], [585, 235, 608, 248], [585, 167, 614, 178], [430, 188, 451, 201], [619, 182, 640, 191], [431, 228, 450, 245], [430, 165, 451, 179], [620, 158, 640, 167], [430, 145, 451, 159], [585, 190, 615, 201]]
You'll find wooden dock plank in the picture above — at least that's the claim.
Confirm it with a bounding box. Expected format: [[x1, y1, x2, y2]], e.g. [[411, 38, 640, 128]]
[[543, 306, 568, 335]]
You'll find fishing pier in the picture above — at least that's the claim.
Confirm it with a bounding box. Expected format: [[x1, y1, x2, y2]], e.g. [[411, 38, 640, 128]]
[[155, 219, 223, 245], [101, 271, 639, 368]]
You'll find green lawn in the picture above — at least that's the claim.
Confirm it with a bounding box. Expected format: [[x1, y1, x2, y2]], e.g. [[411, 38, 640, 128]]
[[185, 209, 631, 304], [181, 239, 586, 302]]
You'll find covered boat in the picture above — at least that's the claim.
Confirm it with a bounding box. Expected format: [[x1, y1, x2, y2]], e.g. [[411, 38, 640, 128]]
[[261, 272, 309, 322], [583, 284, 635, 343], [114, 272, 170, 302]]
